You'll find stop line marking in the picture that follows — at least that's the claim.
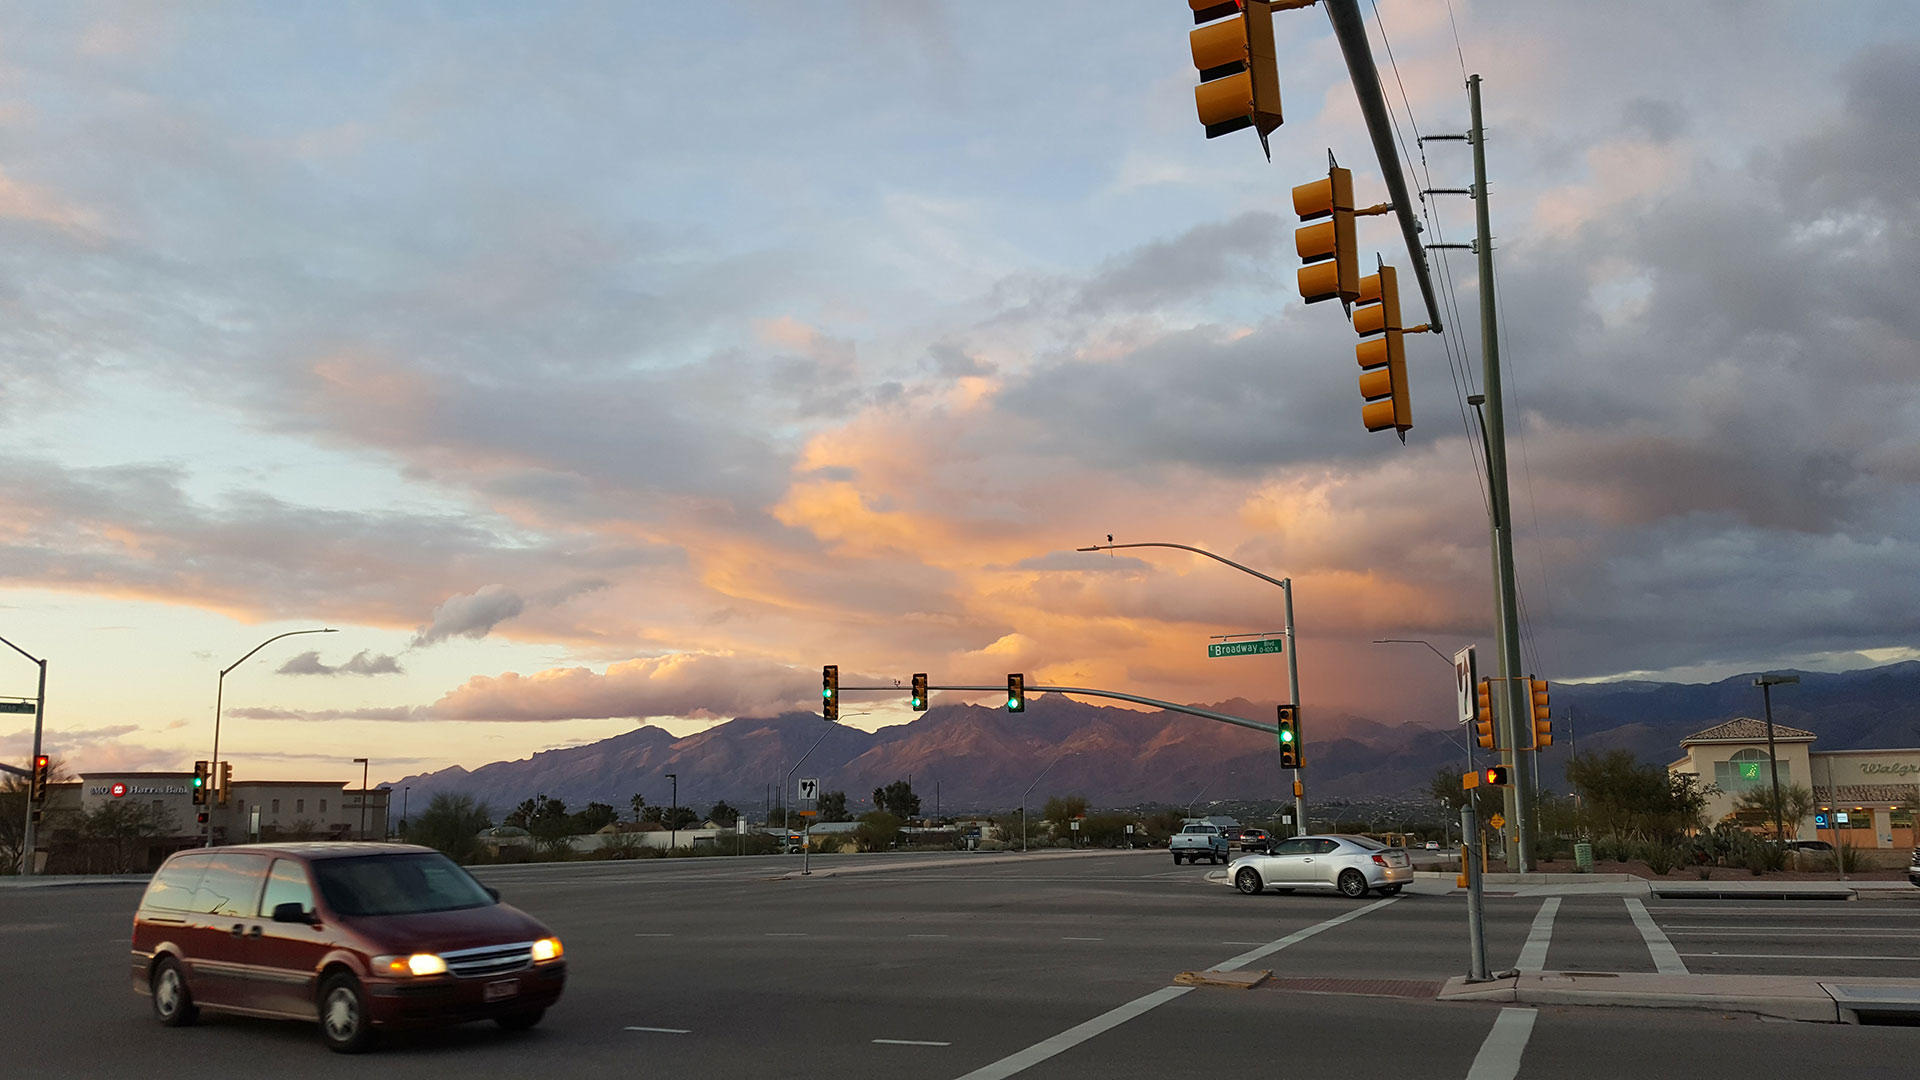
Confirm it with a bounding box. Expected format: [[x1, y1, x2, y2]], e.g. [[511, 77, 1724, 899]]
[[625, 1026, 691, 1034]]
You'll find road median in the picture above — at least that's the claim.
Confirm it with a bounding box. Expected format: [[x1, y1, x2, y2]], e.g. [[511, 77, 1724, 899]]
[[1439, 970, 1920, 1022]]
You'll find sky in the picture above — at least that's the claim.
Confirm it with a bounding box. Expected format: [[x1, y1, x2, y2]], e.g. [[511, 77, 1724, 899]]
[[2, 1, 1917, 786]]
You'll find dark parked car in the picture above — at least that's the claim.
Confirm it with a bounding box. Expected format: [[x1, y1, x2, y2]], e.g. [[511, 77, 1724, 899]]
[[1237, 828, 1273, 852], [1908, 847, 1919, 888], [131, 842, 566, 1053]]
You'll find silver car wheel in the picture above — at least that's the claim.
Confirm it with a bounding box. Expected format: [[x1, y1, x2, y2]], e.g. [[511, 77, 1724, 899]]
[[1235, 868, 1263, 895], [1338, 869, 1369, 898], [154, 968, 182, 1018], [324, 986, 360, 1042]]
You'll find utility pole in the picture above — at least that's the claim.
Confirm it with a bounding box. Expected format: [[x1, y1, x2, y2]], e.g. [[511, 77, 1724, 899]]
[[1445, 74, 1533, 872], [1, 633, 47, 875]]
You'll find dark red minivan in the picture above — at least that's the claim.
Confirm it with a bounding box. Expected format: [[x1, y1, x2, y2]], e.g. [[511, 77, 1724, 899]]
[[130, 842, 565, 1053]]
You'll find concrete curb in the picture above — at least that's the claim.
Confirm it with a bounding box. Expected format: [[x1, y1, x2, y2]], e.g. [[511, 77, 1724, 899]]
[[771, 848, 1137, 880], [1175, 969, 1270, 989], [1439, 970, 1920, 1023]]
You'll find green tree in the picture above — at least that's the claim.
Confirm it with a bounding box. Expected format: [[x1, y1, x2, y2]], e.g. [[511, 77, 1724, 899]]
[[708, 801, 740, 827], [1042, 794, 1089, 830], [413, 793, 493, 863], [504, 798, 538, 830], [872, 780, 921, 819], [1429, 766, 1471, 816], [573, 801, 617, 833], [1565, 749, 1713, 843], [629, 793, 646, 823], [818, 790, 850, 823], [854, 811, 902, 852], [1731, 782, 1817, 838]]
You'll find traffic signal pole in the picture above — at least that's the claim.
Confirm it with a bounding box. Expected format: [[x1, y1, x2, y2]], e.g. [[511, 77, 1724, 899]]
[[1, 632, 48, 875], [1466, 74, 1533, 871]]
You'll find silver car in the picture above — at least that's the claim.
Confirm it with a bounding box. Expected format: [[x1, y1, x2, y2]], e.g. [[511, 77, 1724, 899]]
[[1228, 834, 1412, 898]]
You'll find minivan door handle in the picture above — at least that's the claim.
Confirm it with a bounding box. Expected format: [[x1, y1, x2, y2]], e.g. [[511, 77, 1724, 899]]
[[230, 923, 245, 937], [248, 925, 263, 938]]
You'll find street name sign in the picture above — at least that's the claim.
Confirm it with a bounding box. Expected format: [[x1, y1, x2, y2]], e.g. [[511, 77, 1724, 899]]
[[0, 701, 35, 713], [1207, 638, 1283, 659]]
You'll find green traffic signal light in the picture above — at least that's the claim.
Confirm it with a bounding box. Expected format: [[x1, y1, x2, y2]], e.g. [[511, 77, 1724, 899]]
[[192, 776, 204, 787], [1279, 730, 1293, 742]]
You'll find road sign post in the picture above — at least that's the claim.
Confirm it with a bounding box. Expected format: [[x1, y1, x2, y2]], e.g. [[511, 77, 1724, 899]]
[[798, 777, 819, 876], [1462, 804, 1490, 981]]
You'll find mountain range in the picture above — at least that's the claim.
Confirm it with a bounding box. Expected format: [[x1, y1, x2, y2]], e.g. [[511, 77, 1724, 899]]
[[384, 661, 1920, 818]]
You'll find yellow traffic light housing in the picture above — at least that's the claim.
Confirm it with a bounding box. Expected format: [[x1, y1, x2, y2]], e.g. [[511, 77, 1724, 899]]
[[911, 673, 928, 712], [1006, 673, 1025, 713], [1530, 677, 1551, 750], [218, 761, 233, 807], [1276, 705, 1300, 768], [192, 760, 209, 806], [1474, 678, 1495, 749], [1189, 1, 1283, 148], [1354, 265, 1413, 436], [1292, 166, 1358, 305], [30, 754, 49, 803], [822, 665, 839, 723]]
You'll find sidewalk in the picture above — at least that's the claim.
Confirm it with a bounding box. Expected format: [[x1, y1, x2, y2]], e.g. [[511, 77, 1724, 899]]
[[0, 873, 149, 889], [1439, 970, 1920, 1023], [1407, 870, 1912, 899], [773, 847, 1136, 880]]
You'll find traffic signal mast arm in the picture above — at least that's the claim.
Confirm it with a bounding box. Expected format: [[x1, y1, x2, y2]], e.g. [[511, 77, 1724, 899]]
[[911, 682, 1287, 739]]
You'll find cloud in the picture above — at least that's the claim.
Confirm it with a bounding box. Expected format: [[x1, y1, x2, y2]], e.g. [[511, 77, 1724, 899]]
[[412, 585, 525, 647], [426, 654, 822, 723], [276, 649, 405, 676]]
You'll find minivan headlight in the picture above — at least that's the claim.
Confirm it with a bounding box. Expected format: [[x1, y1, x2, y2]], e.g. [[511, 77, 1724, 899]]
[[531, 937, 563, 962], [374, 953, 448, 976]]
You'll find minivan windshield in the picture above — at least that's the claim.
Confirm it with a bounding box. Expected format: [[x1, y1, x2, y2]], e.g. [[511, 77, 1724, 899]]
[[313, 852, 494, 916]]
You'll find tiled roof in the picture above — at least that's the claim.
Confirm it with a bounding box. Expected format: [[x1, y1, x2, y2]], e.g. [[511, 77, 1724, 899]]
[[1813, 784, 1920, 804], [1680, 717, 1816, 744]]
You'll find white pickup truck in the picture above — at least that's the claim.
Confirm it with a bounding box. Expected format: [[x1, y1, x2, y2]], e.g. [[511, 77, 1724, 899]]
[[1170, 823, 1230, 865]]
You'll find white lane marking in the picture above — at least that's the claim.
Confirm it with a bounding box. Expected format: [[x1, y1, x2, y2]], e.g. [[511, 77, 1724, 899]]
[[1062, 936, 1104, 941], [1464, 1007, 1538, 1080], [1680, 952, 1920, 961], [875, 1039, 952, 1046], [1212, 895, 1401, 972], [624, 1026, 691, 1034], [1643, 907, 1920, 916], [1625, 898, 1687, 975], [1668, 929, 1920, 937], [1516, 897, 1559, 971], [951, 986, 1193, 1080], [950, 897, 1399, 1080]]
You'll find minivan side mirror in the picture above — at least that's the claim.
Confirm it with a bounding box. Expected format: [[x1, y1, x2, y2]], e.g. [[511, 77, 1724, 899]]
[[484, 886, 500, 902], [272, 902, 318, 925]]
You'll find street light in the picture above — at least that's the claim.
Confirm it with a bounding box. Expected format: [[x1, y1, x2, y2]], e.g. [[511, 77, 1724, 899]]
[[208, 628, 337, 847], [1372, 639, 1475, 775], [1754, 674, 1800, 849], [1075, 541, 1305, 835], [1022, 751, 1073, 853], [353, 758, 369, 841], [400, 785, 410, 839], [0, 632, 48, 875], [665, 772, 677, 851]]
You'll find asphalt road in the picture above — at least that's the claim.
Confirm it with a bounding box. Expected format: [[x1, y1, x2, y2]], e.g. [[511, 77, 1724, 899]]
[[4, 849, 1918, 1079]]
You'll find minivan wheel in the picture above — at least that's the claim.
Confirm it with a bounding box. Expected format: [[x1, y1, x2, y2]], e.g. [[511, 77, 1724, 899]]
[[1338, 870, 1370, 898], [1235, 868, 1263, 895], [151, 957, 198, 1027], [496, 1008, 546, 1032], [319, 973, 375, 1054]]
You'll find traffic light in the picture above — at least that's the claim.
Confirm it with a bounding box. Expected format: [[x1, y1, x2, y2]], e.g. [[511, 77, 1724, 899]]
[[1006, 673, 1025, 713], [1482, 765, 1511, 788], [29, 754, 49, 803], [1276, 705, 1300, 769], [192, 760, 209, 805], [910, 673, 928, 712], [1188, 1, 1283, 147], [1530, 678, 1551, 750], [1292, 166, 1358, 305], [196, 812, 209, 825], [822, 665, 839, 723], [1474, 679, 1495, 749], [1353, 264, 1413, 435], [217, 761, 233, 807]]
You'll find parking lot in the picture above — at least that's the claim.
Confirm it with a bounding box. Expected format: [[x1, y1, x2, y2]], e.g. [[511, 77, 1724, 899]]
[[3, 850, 1917, 1080]]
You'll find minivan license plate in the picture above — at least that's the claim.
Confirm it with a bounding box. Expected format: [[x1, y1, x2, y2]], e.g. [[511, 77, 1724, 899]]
[[484, 979, 518, 1002]]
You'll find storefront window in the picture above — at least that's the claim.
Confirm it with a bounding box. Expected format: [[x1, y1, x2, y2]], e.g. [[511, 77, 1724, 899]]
[[1716, 748, 1789, 791], [1890, 808, 1913, 829]]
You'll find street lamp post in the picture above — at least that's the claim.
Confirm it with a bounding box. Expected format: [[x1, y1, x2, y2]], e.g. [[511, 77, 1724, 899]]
[[401, 785, 410, 839], [208, 628, 337, 847], [665, 773, 678, 851], [1076, 541, 1305, 836], [353, 758, 369, 840], [0, 633, 47, 875], [1022, 752, 1072, 853], [1373, 639, 1475, 775], [1755, 674, 1801, 849]]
